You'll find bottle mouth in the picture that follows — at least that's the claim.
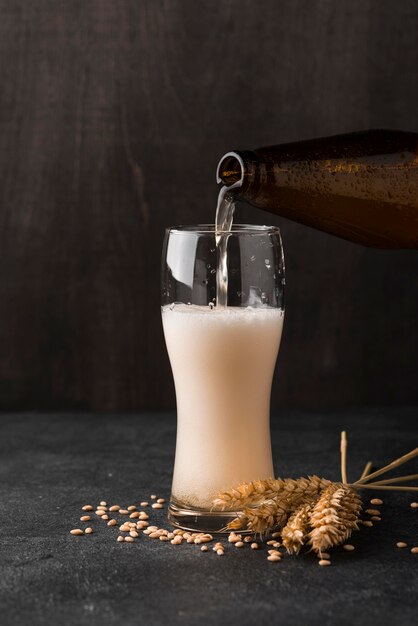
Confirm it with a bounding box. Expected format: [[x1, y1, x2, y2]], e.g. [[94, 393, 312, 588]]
[[216, 151, 245, 187]]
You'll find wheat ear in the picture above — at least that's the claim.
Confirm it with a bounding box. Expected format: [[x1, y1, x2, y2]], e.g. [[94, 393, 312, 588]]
[[309, 483, 362, 554], [215, 476, 330, 511], [222, 476, 330, 534], [281, 503, 313, 554]]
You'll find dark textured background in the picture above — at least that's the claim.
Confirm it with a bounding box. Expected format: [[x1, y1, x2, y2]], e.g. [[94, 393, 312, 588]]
[[0, 0, 417, 411]]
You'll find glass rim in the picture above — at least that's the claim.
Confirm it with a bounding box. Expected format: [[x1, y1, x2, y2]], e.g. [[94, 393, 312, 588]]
[[166, 224, 281, 236]]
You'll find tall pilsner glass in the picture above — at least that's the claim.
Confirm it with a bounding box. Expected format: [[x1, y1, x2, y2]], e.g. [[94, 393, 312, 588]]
[[161, 224, 285, 532]]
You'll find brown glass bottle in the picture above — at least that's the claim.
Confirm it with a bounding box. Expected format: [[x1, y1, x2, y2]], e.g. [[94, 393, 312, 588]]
[[217, 130, 418, 248]]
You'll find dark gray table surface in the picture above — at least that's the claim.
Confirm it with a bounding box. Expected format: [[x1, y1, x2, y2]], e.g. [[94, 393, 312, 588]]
[[1, 408, 418, 626]]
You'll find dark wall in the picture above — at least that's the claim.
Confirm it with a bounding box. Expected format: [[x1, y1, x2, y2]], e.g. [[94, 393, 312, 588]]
[[0, 0, 417, 411]]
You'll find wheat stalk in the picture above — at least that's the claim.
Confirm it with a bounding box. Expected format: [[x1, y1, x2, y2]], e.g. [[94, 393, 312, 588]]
[[340, 431, 348, 484], [352, 484, 418, 492], [359, 461, 373, 480], [354, 446, 418, 485], [365, 473, 418, 486]]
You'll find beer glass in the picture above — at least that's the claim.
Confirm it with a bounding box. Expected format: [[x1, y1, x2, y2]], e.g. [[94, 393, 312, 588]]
[[161, 224, 285, 532]]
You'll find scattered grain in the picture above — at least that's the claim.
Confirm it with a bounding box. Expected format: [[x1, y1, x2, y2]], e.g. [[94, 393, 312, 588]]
[[85, 527, 93, 534], [267, 555, 281, 562], [137, 522, 149, 529], [411, 547, 418, 554], [201, 545, 208, 552], [370, 498, 383, 506], [140, 502, 149, 507], [127, 505, 136, 511], [80, 516, 91, 522], [150, 495, 157, 499], [251, 543, 259, 550], [117, 536, 125, 542], [371, 516, 381, 522], [152, 503, 163, 509], [272, 532, 281, 538], [101, 515, 109, 520], [266, 540, 276, 546], [396, 542, 407, 548], [363, 520, 373, 527], [125, 536, 134, 543], [107, 519, 117, 527], [171, 537, 182, 545], [70, 529, 84, 536], [366, 509, 380, 516], [139, 513, 149, 520], [268, 550, 281, 556], [160, 535, 170, 541], [149, 532, 160, 539], [130, 530, 139, 538], [235, 541, 244, 548], [82, 505, 93, 511], [216, 549, 224, 556], [410, 502, 418, 509], [157, 498, 165, 504], [343, 544, 355, 551], [109, 506, 120, 512], [320, 552, 330, 559], [120, 525, 130, 532], [95, 511, 106, 517], [318, 559, 331, 567], [100, 501, 107, 506], [129, 512, 140, 519], [119, 509, 129, 515]]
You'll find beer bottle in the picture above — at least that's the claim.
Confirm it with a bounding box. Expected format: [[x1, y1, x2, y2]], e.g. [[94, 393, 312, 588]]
[[217, 130, 418, 248]]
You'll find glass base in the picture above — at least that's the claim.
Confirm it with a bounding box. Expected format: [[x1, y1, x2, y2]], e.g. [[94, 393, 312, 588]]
[[168, 498, 243, 533]]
